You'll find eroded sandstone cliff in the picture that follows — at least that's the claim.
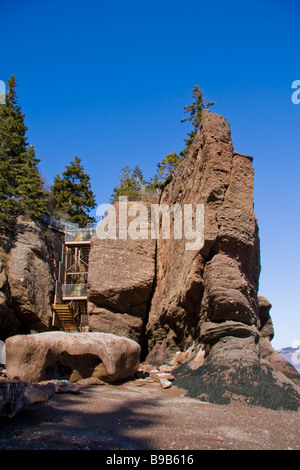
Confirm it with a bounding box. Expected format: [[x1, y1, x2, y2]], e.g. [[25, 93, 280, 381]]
[[87, 109, 300, 409], [146, 110, 260, 361], [0, 216, 63, 338]]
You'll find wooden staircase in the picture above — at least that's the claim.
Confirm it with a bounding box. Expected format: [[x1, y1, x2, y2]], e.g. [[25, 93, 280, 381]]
[[52, 304, 78, 332]]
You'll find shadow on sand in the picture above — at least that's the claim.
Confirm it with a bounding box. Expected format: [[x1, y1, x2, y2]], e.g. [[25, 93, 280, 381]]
[[0, 386, 163, 450]]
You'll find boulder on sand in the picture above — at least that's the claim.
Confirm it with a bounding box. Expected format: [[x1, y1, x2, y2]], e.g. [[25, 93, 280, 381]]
[[5, 331, 141, 384]]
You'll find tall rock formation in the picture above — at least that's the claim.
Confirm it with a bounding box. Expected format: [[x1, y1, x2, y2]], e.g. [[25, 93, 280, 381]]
[[146, 109, 260, 361], [144, 109, 299, 409], [87, 109, 300, 409]]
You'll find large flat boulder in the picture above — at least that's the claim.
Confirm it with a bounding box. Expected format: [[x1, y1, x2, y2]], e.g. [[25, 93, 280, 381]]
[[88, 202, 156, 343], [5, 331, 141, 383]]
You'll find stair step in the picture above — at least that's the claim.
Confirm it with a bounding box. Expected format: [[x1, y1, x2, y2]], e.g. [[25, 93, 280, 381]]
[[53, 303, 79, 332]]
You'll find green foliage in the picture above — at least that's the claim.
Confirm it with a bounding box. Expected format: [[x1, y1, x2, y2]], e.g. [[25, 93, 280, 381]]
[[111, 86, 215, 198], [180, 85, 215, 156], [52, 156, 96, 227], [0, 75, 48, 229], [110, 165, 146, 202], [151, 86, 215, 186], [17, 145, 49, 219], [150, 152, 185, 189]]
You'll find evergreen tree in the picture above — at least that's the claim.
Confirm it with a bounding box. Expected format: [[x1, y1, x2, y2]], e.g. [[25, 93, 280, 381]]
[[0, 75, 48, 229], [110, 165, 146, 202], [52, 156, 96, 227], [17, 145, 49, 219], [151, 152, 184, 188], [180, 85, 215, 156], [132, 165, 146, 193], [149, 87, 215, 189], [109, 86, 215, 199]]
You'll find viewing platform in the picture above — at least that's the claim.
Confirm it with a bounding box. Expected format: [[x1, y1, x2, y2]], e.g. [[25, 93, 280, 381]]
[[65, 225, 96, 246], [61, 283, 88, 301]]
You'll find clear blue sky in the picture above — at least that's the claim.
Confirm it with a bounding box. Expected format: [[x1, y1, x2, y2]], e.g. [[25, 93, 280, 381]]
[[1, 0, 299, 349]]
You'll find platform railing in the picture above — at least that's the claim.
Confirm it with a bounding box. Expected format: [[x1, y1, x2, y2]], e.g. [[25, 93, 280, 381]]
[[65, 227, 96, 242], [62, 283, 87, 298]]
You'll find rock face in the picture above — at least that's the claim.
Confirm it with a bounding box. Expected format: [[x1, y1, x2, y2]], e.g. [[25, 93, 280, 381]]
[[5, 331, 141, 383], [88, 202, 156, 344], [257, 296, 300, 387], [0, 248, 20, 339], [174, 336, 300, 410], [0, 216, 63, 338], [143, 109, 300, 409], [146, 110, 260, 362]]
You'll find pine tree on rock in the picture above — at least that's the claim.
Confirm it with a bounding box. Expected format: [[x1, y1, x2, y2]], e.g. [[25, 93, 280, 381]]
[[17, 145, 49, 219], [151, 152, 184, 188], [132, 165, 146, 192], [110, 165, 146, 202], [149, 86, 215, 189], [52, 156, 96, 227], [180, 85, 215, 156], [109, 86, 215, 201]]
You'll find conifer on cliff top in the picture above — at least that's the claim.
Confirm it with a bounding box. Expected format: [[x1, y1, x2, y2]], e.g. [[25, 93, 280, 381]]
[[0, 75, 48, 229], [52, 156, 96, 227], [110, 86, 215, 199]]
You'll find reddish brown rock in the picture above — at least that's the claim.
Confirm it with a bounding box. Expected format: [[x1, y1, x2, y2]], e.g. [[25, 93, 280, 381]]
[[146, 110, 260, 363], [1, 110, 298, 411], [258, 295, 274, 340], [0, 379, 55, 417], [257, 296, 300, 387], [159, 377, 172, 389], [5, 331, 141, 384], [143, 110, 300, 409], [87, 202, 156, 343], [0, 248, 20, 339], [174, 335, 300, 410], [0, 216, 63, 337], [201, 254, 257, 325]]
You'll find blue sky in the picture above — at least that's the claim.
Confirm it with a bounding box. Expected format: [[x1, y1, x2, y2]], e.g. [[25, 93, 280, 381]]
[[1, 0, 299, 349]]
